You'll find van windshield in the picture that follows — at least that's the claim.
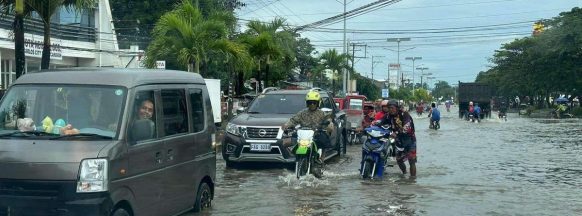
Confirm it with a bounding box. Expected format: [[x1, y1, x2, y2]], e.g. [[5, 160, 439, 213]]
[[0, 85, 127, 139]]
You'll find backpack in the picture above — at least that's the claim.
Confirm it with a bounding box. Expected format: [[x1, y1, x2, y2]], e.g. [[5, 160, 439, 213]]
[[432, 108, 440, 120]]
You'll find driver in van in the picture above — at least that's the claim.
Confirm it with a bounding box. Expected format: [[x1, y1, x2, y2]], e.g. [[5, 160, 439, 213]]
[[283, 91, 334, 164]]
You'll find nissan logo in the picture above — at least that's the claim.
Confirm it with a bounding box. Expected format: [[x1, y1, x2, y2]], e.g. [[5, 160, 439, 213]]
[[258, 129, 267, 137]]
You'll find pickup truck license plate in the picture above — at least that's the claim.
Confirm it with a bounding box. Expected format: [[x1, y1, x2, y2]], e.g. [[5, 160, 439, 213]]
[[250, 144, 271, 152]]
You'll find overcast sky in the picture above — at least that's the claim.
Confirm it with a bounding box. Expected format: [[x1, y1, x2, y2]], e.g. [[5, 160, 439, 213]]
[[236, 0, 581, 87]]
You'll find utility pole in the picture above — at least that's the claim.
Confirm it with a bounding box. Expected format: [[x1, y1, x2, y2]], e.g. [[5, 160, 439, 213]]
[[371, 55, 385, 80], [386, 38, 411, 88], [417, 67, 429, 89], [342, 0, 347, 95], [405, 56, 422, 93]]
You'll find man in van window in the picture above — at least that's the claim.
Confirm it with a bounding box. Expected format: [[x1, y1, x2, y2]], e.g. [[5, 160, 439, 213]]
[[138, 99, 154, 120]]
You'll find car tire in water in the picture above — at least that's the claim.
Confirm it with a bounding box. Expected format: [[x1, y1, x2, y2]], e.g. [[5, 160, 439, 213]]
[[193, 182, 212, 212], [111, 208, 131, 216], [338, 131, 346, 156]]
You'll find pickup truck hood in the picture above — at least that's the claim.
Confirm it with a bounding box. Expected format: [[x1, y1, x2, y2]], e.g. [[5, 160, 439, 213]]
[[0, 140, 112, 180], [230, 113, 294, 127]]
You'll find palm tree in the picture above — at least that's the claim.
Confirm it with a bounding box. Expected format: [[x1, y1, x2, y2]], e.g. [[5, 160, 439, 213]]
[[0, 0, 32, 79], [319, 49, 349, 94], [243, 18, 295, 90], [145, 0, 247, 74], [25, 0, 96, 69]]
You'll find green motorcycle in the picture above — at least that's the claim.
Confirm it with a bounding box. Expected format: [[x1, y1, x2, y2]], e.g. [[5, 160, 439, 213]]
[[292, 121, 329, 179]]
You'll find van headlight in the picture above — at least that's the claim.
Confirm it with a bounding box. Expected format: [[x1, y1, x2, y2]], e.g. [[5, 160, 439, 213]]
[[77, 158, 108, 193]]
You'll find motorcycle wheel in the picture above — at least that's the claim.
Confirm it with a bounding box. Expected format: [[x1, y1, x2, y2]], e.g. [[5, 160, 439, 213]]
[[362, 160, 373, 179], [296, 157, 309, 179]]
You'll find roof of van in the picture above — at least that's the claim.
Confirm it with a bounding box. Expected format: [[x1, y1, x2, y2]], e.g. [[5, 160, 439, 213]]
[[264, 89, 331, 96], [12, 68, 206, 87]]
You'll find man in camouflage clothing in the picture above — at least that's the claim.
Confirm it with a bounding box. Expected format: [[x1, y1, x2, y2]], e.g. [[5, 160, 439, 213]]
[[283, 91, 334, 160]]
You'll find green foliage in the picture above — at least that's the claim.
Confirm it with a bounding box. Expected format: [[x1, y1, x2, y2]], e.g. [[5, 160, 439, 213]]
[[432, 81, 455, 99], [412, 89, 432, 102], [390, 87, 413, 101], [110, 0, 244, 49], [319, 49, 349, 94], [145, 0, 250, 77], [476, 7, 582, 100]]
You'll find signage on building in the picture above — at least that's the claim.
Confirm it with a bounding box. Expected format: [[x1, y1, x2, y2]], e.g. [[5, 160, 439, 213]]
[[156, 60, 166, 69], [23, 34, 62, 60], [8, 33, 63, 60]]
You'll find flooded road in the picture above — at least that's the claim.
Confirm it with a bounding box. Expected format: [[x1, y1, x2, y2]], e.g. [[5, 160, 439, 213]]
[[191, 106, 582, 215]]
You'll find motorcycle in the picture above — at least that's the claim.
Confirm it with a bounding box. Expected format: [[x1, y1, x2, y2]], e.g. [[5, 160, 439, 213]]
[[498, 112, 507, 121], [467, 113, 476, 123], [429, 120, 440, 130], [360, 125, 393, 179], [290, 122, 328, 179]]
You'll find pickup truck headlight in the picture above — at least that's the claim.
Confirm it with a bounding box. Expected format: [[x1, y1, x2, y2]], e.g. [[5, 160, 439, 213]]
[[77, 158, 108, 193], [226, 123, 244, 136]]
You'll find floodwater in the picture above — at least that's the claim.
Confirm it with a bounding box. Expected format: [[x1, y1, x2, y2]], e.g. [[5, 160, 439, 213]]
[[189, 106, 582, 216]]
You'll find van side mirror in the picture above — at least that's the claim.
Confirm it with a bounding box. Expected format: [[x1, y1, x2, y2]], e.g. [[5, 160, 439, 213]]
[[131, 119, 155, 142]]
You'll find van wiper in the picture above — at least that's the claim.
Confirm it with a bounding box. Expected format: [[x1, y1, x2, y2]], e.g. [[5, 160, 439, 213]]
[[0, 131, 56, 138], [49, 133, 113, 140], [247, 111, 261, 114]]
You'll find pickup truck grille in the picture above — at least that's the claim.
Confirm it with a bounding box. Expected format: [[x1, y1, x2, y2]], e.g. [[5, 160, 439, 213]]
[[246, 127, 279, 139]]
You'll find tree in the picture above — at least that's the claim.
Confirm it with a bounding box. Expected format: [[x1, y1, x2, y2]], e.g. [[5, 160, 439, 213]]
[[295, 37, 317, 76], [25, 0, 97, 69], [319, 49, 349, 94], [0, 0, 34, 79], [432, 81, 455, 99], [110, 0, 245, 49], [476, 7, 582, 108], [242, 18, 295, 90], [145, 0, 246, 75]]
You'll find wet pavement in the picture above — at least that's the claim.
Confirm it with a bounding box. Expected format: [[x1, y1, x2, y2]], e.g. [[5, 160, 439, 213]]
[[188, 106, 582, 215]]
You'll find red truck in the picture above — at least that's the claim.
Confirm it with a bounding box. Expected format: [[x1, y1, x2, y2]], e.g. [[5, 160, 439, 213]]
[[343, 95, 367, 145]]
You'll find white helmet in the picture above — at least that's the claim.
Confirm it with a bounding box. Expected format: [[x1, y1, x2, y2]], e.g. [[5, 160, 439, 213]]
[[469, 101, 474, 106]]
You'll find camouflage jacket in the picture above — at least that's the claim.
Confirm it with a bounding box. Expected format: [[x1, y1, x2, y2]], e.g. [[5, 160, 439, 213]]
[[285, 108, 330, 129]]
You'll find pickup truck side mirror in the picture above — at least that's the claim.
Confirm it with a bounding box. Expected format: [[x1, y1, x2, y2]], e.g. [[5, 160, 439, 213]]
[[236, 107, 246, 114]]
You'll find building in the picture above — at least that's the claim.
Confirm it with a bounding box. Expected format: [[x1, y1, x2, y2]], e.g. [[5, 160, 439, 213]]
[[0, 0, 135, 89]]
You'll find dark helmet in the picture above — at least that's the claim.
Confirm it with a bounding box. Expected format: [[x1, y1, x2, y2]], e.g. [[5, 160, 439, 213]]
[[387, 99, 399, 108], [431, 102, 436, 108]]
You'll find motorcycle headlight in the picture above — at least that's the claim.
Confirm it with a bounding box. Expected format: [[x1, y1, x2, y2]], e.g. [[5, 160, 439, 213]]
[[77, 158, 108, 193], [226, 123, 241, 136], [299, 139, 311, 147]]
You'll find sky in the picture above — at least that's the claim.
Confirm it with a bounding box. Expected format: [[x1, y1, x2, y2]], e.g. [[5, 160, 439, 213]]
[[235, 0, 581, 88]]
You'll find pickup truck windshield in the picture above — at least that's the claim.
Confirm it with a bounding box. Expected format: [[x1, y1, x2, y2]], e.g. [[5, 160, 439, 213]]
[[247, 94, 305, 114], [0, 85, 126, 139]]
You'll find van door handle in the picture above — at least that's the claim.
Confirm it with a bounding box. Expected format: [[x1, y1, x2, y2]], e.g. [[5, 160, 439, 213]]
[[167, 149, 174, 161], [155, 151, 163, 164]]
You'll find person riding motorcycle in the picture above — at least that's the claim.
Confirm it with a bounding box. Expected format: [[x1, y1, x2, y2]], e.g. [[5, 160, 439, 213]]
[[380, 100, 417, 177], [428, 102, 440, 129], [374, 100, 389, 121], [474, 103, 482, 122], [283, 91, 334, 164], [499, 102, 508, 119]]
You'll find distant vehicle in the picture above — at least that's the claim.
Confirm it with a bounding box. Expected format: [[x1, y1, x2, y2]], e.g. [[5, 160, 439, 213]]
[[344, 95, 367, 145], [334, 97, 345, 110], [458, 82, 493, 120], [518, 104, 529, 116]]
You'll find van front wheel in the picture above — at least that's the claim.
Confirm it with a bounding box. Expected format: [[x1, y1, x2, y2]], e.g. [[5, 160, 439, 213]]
[[193, 182, 212, 212], [111, 208, 131, 216]]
